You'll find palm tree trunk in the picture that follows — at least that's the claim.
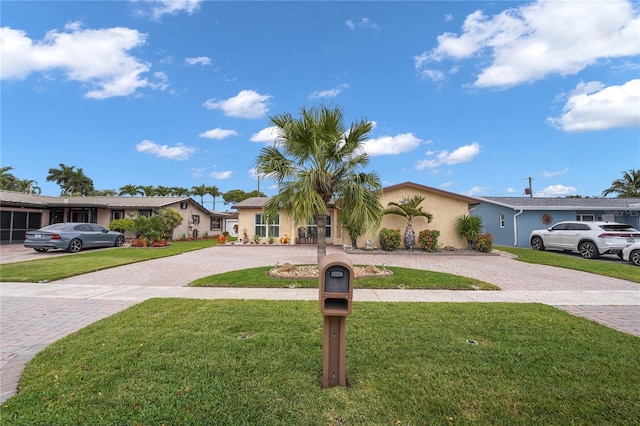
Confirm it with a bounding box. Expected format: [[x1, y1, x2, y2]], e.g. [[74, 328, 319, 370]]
[[316, 213, 327, 263]]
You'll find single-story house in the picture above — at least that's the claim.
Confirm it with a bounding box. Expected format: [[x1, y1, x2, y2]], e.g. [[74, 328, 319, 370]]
[[473, 196, 640, 247], [0, 190, 229, 243], [232, 182, 480, 248]]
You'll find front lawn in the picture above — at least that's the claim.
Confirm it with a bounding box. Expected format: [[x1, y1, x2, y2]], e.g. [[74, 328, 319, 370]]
[[2, 299, 638, 425], [189, 266, 499, 290], [0, 239, 217, 283], [496, 246, 640, 283]]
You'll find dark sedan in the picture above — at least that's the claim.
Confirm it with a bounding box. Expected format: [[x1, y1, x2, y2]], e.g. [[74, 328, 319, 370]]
[[24, 223, 125, 253]]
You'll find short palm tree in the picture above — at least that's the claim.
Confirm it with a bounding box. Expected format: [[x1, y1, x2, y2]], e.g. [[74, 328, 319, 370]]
[[602, 169, 640, 197], [256, 104, 383, 263], [384, 195, 433, 250], [455, 214, 483, 249]]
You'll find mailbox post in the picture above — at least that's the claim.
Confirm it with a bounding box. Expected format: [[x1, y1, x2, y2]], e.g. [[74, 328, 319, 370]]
[[319, 253, 354, 388]]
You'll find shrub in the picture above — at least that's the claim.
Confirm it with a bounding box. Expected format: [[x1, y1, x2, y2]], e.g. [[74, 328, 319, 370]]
[[109, 218, 134, 233], [418, 229, 441, 252], [476, 233, 493, 253], [455, 215, 483, 249], [379, 228, 401, 251], [218, 234, 227, 244]]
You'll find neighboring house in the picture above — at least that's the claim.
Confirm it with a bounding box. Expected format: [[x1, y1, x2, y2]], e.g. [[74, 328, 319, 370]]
[[224, 211, 239, 237], [0, 190, 228, 243], [232, 182, 480, 248], [474, 197, 640, 247]]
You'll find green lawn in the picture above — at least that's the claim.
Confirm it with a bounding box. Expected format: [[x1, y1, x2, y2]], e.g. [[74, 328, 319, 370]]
[[2, 299, 638, 425], [0, 239, 217, 283], [496, 246, 640, 283], [189, 266, 499, 290]]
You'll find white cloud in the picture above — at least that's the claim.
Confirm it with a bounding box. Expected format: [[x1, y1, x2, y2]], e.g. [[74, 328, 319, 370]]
[[536, 184, 577, 197], [415, 142, 480, 170], [345, 18, 379, 30], [136, 139, 195, 160], [463, 186, 489, 196], [309, 84, 349, 99], [199, 128, 238, 140], [135, 0, 203, 20], [250, 126, 279, 144], [362, 133, 422, 156], [209, 170, 233, 180], [547, 79, 640, 132], [540, 168, 569, 178], [185, 56, 211, 66], [203, 90, 271, 119], [415, 0, 640, 88], [0, 23, 158, 98]]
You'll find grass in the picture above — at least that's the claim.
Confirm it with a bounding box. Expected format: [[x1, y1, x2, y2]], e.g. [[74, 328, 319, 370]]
[[0, 239, 217, 283], [189, 266, 499, 290], [496, 246, 640, 283], [2, 299, 638, 425]]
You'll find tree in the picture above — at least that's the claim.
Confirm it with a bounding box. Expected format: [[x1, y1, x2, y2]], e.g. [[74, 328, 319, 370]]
[[139, 185, 157, 196], [160, 208, 183, 239], [46, 163, 94, 196], [339, 192, 383, 249], [455, 215, 483, 249], [223, 189, 266, 205], [16, 179, 41, 194], [119, 185, 144, 197], [191, 184, 208, 205], [383, 195, 433, 250], [256, 104, 382, 262], [602, 169, 640, 197], [207, 185, 221, 210], [0, 167, 19, 191]]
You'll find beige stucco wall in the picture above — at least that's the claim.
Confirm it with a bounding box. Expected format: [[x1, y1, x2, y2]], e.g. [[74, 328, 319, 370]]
[[351, 185, 470, 249], [236, 208, 343, 245]]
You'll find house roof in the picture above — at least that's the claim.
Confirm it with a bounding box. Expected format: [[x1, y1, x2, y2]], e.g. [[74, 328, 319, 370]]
[[0, 190, 225, 216], [383, 182, 481, 204], [478, 196, 640, 211], [231, 197, 269, 209]]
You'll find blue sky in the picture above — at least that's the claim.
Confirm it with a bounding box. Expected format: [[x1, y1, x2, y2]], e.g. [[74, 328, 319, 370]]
[[2, 0, 639, 205]]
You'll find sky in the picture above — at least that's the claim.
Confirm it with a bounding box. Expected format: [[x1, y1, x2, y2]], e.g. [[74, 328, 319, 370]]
[[2, 0, 639, 206]]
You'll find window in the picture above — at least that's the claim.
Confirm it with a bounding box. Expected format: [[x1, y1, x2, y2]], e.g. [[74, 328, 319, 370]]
[[112, 210, 125, 220], [499, 213, 505, 228], [211, 217, 222, 231], [180, 202, 188, 209], [255, 213, 279, 238], [306, 214, 332, 238], [138, 209, 152, 218], [192, 215, 200, 224], [576, 214, 595, 221]]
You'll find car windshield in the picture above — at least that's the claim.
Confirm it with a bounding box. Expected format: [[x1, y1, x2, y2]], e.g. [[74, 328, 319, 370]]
[[600, 224, 638, 232]]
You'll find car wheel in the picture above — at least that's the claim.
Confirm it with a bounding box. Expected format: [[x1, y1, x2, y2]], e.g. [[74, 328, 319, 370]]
[[67, 239, 82, 253], [34, 248, 49, 253], [530, 236, 545, 251], [630, 250, 640, 266], [114, 236, 125, 247], [578, 241, 599, 259]]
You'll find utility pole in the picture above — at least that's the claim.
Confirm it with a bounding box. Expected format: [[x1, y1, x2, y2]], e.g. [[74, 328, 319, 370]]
[[524, 177, 533, 197]]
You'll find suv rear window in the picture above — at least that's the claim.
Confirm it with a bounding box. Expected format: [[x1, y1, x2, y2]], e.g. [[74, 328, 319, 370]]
[[600, 224, 638, 232]]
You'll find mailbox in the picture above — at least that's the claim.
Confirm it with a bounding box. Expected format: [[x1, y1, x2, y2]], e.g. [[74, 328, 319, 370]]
[[319, 253, 354, 316]]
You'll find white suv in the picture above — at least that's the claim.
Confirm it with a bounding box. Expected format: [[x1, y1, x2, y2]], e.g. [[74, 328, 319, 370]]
[[529, 221, 640, 259]]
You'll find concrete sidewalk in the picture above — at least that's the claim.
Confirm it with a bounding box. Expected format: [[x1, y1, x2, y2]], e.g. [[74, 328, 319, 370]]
[[1, 244, 638, 402]]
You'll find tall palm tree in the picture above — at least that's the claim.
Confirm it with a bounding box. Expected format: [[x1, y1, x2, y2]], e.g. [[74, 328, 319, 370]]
[[119, 184, 144, 197], [207, 185, 221, 210], [256, 104, 383, 262], [46, 164, 94, 196], [191, 184, 208, 205], [383, 195, 433, 250], [139, 185, 157, 196], [602, 169, 640, 197]]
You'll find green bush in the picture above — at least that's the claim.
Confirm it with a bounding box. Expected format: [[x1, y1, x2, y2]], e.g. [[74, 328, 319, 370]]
[[476, 233, 493, 253], [109, 218, 134, 233], [379, 228, 401, 251], [418, 229, 441, 252]]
